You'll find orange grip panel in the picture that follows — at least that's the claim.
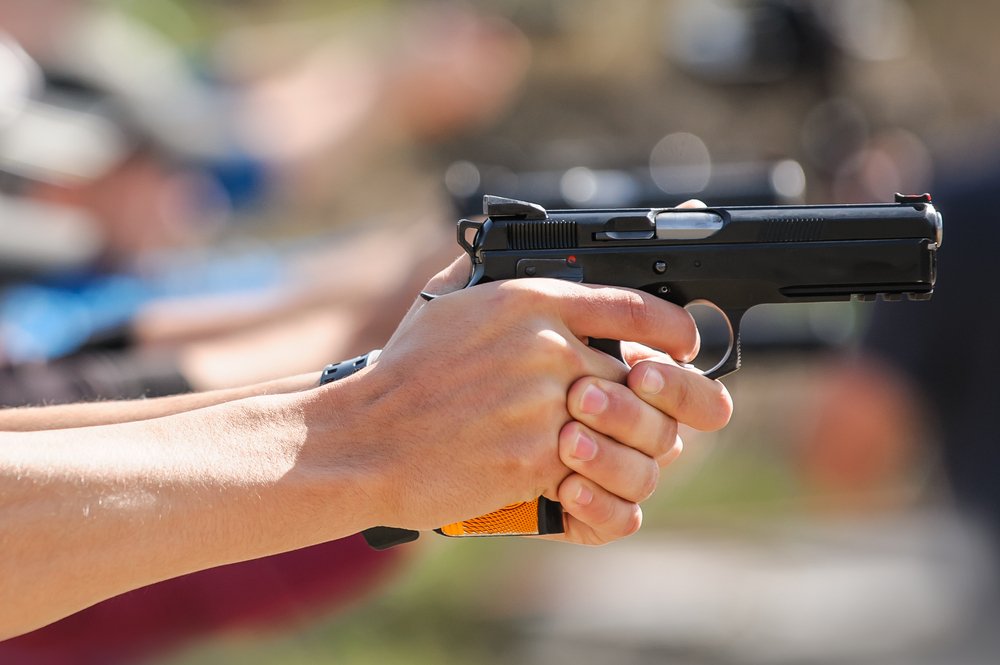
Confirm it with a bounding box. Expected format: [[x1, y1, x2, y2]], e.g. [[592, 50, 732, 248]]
[[439, 498, 564, 537]]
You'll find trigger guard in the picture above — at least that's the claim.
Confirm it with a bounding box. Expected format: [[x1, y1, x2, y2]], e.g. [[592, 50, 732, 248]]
[[703, 345, 741, 380], [687, 303, 746, 380]]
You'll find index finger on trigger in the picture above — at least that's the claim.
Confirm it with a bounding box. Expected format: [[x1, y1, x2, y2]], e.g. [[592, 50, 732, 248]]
[[554, 285, 701, 365], [627, 360, 733, 432]]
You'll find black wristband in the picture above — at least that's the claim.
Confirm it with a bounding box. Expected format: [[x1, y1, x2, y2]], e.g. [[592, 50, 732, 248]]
[[318, 349, 382, 386]]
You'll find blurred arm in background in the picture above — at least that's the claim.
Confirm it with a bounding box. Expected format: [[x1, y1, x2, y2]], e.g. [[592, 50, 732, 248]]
[[0, 2, 532, 402]]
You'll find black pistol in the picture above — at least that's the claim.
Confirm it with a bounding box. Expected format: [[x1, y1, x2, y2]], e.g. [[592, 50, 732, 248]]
[[362, 193, 942, 549]]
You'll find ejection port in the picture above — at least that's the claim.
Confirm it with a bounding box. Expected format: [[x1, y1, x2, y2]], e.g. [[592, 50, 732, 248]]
[[654, 211, 724, 240]]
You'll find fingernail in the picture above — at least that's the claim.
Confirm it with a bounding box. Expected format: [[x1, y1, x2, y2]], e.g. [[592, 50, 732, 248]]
[[572, 430, 598, 461], [640, 366, 664, 394], [580, 384, 608, 415], [575, 485, 594, 506]]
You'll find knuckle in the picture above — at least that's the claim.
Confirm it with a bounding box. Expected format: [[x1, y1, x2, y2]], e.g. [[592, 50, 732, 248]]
[[620, 290, 650, 333], [502, 436, 537, 477], [522, 376, 567, 420], [622, 505, 643, 537], [548, 336, 586, 375], [689, 378, 733, 431], [626, 361, 655, 396], [597, 503, 643, 541], [497, 279, 546, 312], [666, 371, 694, 417], [655, 416, 679, 458], [711, 384, 735, 430], [659, 435, 683, 465], [674, 435, 684, 454], [587, 492, 618, 528], [607, 381, 641, 421], [529, 430, 563, 474], [633, 460, 660, 503], [522, 445, 562, 494], [503, 404, 562, 475]]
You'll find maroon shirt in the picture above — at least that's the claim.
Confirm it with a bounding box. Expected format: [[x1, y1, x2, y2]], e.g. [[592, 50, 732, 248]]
[[0, 535, 401, 664]]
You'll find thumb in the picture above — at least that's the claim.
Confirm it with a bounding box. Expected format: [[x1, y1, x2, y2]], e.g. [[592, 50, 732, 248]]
[[422, 254, 472, 297], [381, 254, 471, 351]]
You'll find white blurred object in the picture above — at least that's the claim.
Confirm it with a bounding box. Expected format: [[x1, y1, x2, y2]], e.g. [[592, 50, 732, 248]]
[[0, 32, 41, 129], [822, 0, 915, 62], [650, 132, 712, 195], [0, 34, 104, 273], [0, 100, 130, 185], [43, 8, 236, 162], [0, 194, 103, 273], [769, 158, 807, 202], [666, 0, 914, 87], [666, 0, 802, 84]]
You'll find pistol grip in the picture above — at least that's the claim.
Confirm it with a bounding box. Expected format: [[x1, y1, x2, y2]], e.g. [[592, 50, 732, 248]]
[[437, 497, 565, 538], [361, 498, 565, 549], [589, 338, 623, 361], [362, 526, 420, 550]]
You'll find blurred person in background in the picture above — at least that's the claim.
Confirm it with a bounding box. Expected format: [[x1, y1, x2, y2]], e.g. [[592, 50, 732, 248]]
[[0, 0, 532, 398], [0, 1, 542, 663], [795, 152, 1000, 655]]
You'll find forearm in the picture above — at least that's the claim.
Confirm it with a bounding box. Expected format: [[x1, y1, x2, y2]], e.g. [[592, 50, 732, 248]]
[[0, 387, 378, 639], [0, 372, 319, 432]]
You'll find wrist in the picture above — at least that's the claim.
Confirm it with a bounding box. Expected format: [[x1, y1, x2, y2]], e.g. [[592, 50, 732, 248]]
[[285, 372, 392, 538], [170, 390, 381, 560]]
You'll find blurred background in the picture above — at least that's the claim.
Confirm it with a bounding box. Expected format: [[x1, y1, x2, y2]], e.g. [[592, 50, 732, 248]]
[[1, 0, 997, 663]]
